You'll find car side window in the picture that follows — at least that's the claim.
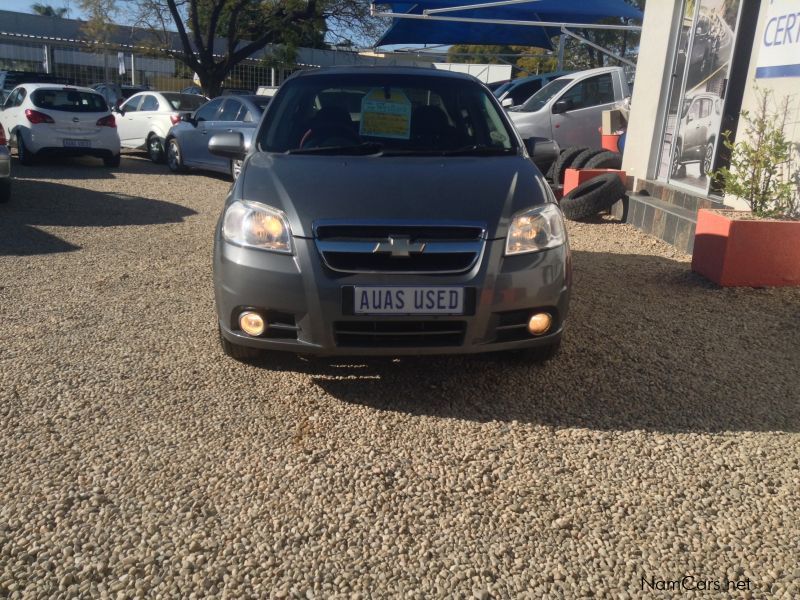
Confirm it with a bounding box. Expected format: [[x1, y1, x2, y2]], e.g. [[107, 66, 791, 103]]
[[560, 74, 615, 110], [699, 98, 712, 119], [123, 96, 142, 113], [195, 98, 223, 122], [219, 99, 243, 122], [15, 89, 27, 107], [4, 89, 19, 109], [687, 100, 700, 121], [511, 80, 542, 105], [140, 95, 159, 112]]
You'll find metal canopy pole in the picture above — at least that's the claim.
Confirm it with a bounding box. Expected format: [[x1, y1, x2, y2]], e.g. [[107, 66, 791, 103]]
[[370, 10, 642, 31], [424, 0, 544, 14], [560, 26, 636, 67], [556, 34, 565, 70]]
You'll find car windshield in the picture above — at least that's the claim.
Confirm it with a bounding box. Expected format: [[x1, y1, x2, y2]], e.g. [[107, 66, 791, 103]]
[[514, 78, 572, 113], [258, 73, 517, 155], [162, 93, 207, 111], [31, 88, 107, 112]]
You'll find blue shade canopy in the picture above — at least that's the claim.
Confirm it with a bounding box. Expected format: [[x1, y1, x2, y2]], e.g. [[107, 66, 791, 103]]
[[374, 0, 643, 49]]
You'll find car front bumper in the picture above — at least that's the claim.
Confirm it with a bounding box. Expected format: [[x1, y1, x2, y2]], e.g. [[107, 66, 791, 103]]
[[214, 230, 571, 357]]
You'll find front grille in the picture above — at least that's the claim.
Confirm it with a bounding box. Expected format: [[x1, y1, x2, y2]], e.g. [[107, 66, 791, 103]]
[[334, 321, 467, 348], [314, 221, 486, 274]]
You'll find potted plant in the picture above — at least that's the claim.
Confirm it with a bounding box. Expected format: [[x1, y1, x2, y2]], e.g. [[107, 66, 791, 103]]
[[692, 89, 800, 287]]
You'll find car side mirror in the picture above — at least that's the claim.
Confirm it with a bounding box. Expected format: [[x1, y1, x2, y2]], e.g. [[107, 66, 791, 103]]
[[208, 132, 245, 160], [113, 106, 124, 116], [552, 99, 571, 114], [181, 113, 196, 126], [501, 97, 514, 108], [687, 113, 694, 123], [524, 137, 560, 173]]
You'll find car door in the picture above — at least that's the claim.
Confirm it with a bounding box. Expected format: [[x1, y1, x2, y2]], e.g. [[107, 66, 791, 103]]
[[116, 95, 143, 146], [181, 97, 223, 166], [205, 98, 244, 171], [683, 99, 702, 157], [133, 94, 160, 147], [550, 73, 616, 148], [1, 89, 23, 139]]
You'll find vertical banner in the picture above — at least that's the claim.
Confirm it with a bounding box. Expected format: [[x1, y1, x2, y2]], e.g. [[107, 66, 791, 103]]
[[756, 0, 800, 78], [118, 52, 126, 76]]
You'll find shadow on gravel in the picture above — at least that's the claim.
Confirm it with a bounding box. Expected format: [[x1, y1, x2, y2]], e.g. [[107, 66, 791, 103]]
[[0, 178, 196, 255], [252, 250, 800, 434], [8, 152, 172, 180]]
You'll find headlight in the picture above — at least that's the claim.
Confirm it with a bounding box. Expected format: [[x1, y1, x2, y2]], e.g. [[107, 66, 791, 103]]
[[222, 200, 292, 254], [505, 203, 566, 256]]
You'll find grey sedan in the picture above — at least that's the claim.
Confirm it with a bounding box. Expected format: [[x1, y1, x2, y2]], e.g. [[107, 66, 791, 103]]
[[208, 67, 571, 361], [165, 95, 271, 180]]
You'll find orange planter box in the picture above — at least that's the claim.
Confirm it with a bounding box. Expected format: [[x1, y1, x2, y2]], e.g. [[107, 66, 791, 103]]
[[563, 168, 626, 196], [691, 209, 800, 287], [601, 134, 621, 153]]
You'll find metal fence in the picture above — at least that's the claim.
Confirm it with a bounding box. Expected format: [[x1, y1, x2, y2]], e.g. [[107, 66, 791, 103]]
[[0, 34, 298, 92]]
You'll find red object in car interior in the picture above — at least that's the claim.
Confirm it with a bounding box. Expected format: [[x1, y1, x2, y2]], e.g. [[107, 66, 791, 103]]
[[0, 123, 6, 146], [96, 114, 116, 128], [170, 114, 181, 125], [25, 109, 55, 124]]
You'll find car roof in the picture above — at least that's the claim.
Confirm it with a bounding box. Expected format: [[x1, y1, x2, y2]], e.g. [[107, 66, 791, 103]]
[[507, 71, 572, 86], [291, 66, 480, 82], [16, 83, 99, 94]]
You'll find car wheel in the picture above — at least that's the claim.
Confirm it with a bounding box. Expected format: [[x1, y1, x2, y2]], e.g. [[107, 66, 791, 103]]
[[230, 159, 243, 181], [560, 173, 626, 221], [167, 138, 186, 173], [103, 154, 121, 168], [0, 178, 10, 203], [147, 134, 164, 163], [702, 140, 715, 176], [16, 133, 34, 166], [219, 327, 262, 361], [670, 141, 684, 178]]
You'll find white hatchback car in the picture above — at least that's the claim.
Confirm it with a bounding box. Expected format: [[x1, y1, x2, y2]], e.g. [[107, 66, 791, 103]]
[[114, 91, 207, 162], [0, 84, 120, 166]]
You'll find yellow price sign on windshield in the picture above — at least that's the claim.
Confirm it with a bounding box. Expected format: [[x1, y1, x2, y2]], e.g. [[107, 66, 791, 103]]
[[360, 88, 412, 139]]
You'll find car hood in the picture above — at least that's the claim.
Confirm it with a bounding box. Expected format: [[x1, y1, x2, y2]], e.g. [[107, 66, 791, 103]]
[[238, 153, 550, 238]]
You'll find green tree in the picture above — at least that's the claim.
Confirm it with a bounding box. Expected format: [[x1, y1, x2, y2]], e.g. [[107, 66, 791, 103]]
[[79, 0, 379, 97], [31, 3, 69, 17]]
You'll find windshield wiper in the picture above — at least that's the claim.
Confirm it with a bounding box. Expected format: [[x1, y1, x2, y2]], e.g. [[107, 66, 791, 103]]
[[440, 145, 517, 156], [287, 142, 384, 156], [381, 145, 516, 157]]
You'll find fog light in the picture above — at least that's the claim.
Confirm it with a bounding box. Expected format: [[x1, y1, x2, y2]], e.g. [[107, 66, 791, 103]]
[[239, 311, 266, 336], [527, 312, 552, 336]]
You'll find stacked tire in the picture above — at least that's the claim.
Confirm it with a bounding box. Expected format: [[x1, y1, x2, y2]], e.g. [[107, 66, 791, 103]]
[[560, 173, 626, 221]]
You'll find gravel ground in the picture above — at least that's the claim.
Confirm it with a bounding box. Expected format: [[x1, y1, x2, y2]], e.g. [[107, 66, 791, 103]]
[[1, 153, 799, 599]]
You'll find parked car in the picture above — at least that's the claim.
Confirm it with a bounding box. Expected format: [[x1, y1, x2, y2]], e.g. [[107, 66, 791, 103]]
[[165, 94, 272, 180], [0, 70, 74, 106], [495, 71, 574, 108], [671, 92, 723, 178], [181, 86, 252, 98], [0, 84, 120, 166], [0, 121, 10, 203], [208, 67, 570, 360], [91, 82, 149, 110], [114, 91, 208, 162], [507, 66, 630, 149]]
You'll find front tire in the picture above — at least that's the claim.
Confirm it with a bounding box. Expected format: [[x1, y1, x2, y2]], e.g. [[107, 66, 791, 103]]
[[702, 139, 715, 176], [219, 327, 262, 361], [167, 138, 186, 173], [16, 133, 34, 166], [147, 134, 164, 163]]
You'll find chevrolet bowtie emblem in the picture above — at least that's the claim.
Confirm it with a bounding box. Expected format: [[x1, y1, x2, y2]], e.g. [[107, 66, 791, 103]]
[[372, 236, 426, 258]]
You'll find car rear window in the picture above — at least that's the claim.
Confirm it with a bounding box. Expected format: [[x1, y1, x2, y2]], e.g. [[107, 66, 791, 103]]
[[162, 93, 206, 111], [31, 88, 107, 112]]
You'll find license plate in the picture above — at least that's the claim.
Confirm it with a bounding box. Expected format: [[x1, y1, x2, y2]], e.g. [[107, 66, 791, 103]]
[[63, 139, 90, 148], [353, 286, 464, 315]]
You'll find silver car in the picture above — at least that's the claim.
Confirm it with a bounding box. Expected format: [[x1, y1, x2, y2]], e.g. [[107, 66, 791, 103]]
[[165, 95, 271, 180], [208, 68, 571, 360]]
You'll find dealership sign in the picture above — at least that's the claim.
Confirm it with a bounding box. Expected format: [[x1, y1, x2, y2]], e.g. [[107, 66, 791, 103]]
[[756, 0, 800, 78]]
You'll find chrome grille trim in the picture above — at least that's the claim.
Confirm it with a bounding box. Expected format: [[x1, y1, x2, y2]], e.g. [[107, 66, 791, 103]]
[[313, 220, 487, 274]]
